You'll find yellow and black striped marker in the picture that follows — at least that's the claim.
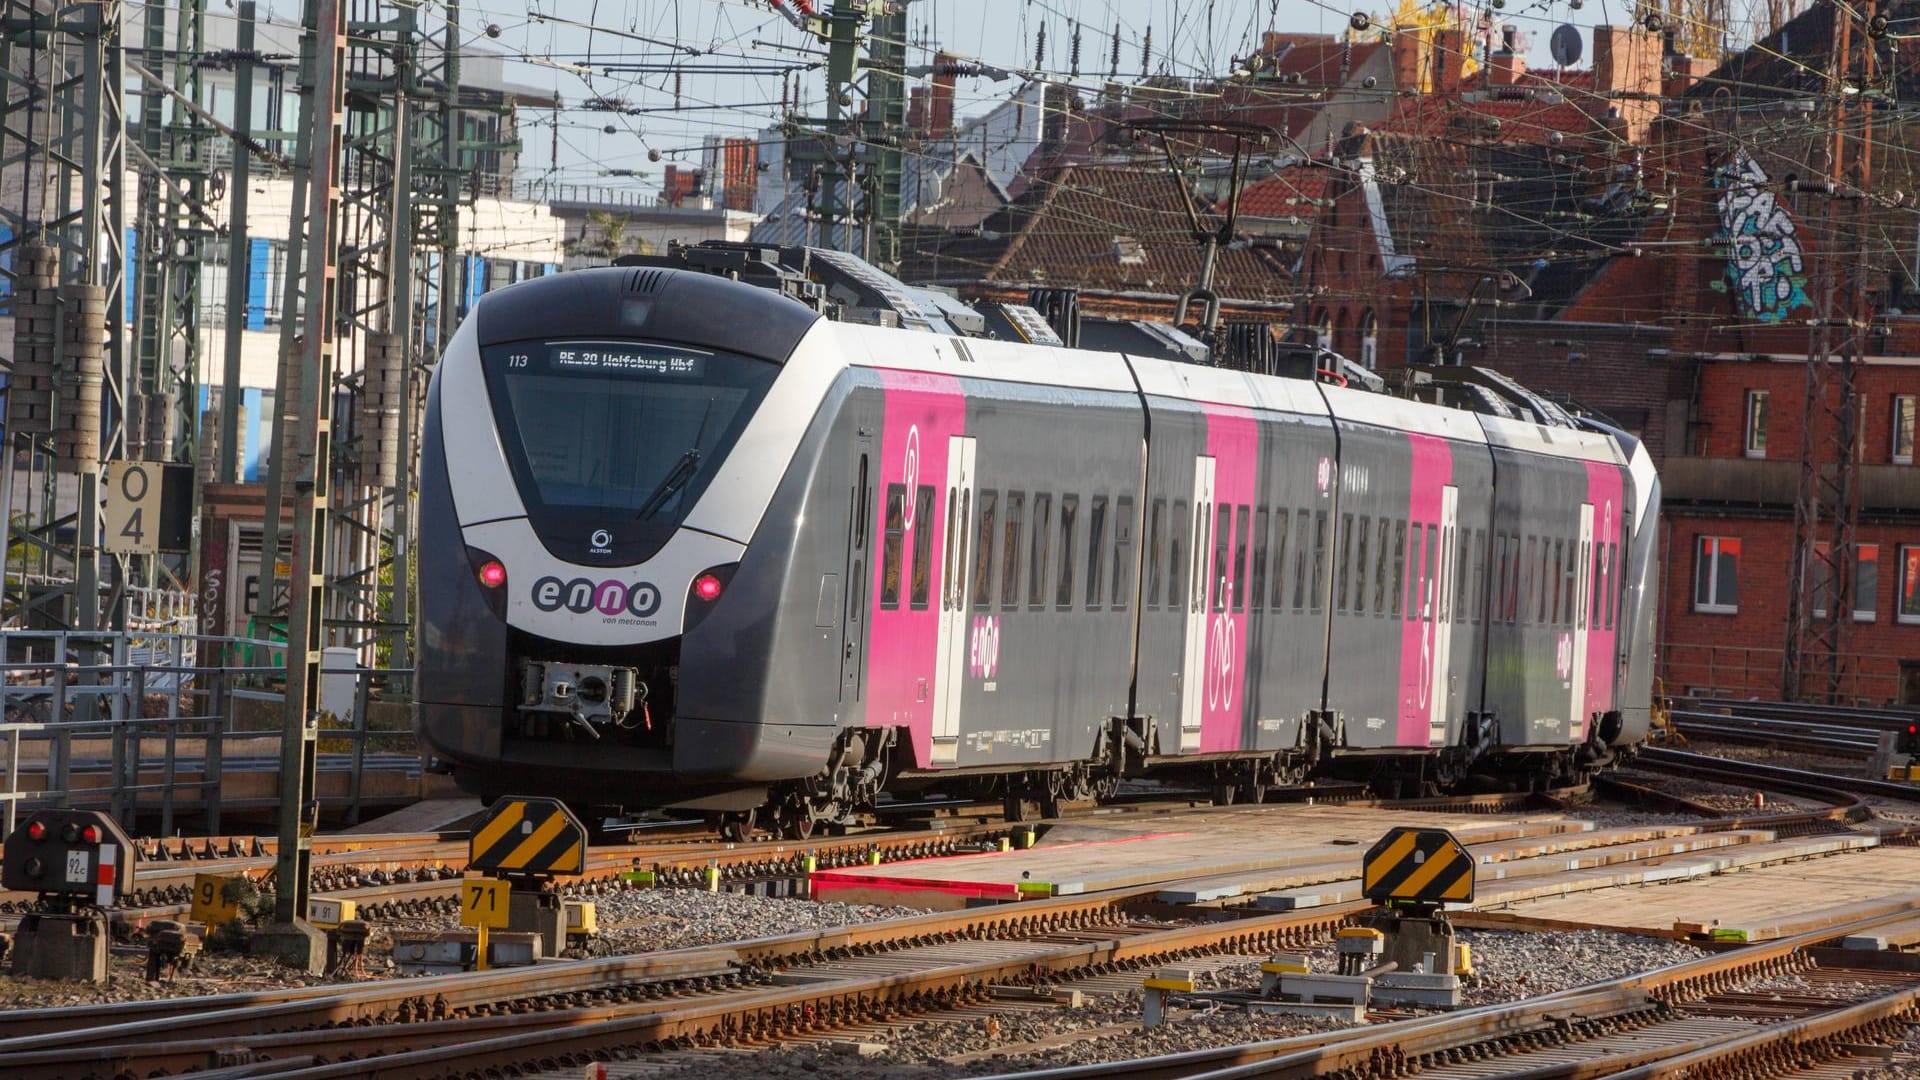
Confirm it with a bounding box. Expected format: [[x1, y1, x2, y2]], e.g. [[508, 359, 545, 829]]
[[469, 797, 587, 877], [1361, 826, 1474, 904]]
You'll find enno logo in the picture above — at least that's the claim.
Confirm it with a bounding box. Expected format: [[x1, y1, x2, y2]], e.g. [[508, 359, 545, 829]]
[[530, 576, 662, 618]]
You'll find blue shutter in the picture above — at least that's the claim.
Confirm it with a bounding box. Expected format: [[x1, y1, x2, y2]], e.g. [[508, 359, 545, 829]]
[[247, 238, 270, 330], [243, 388, 264, 481], [124, 228, 138, 323], [463, 254, 486, 315]]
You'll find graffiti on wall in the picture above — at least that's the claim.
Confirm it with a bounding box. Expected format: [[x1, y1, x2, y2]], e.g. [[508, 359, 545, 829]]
[[1715, 149, 1809, 323]]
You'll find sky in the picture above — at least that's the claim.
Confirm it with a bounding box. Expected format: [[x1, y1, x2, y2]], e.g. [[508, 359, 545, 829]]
[[258, 0, 1759, 198]]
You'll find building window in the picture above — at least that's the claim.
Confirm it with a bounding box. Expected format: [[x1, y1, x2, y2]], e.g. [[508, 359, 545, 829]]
[[1743, 391, 1768, 458], [1813, 542, 1878, 621], [1359, 310, 1377, 369], [1901, 545, 1920, 625], [1693, 535, 1740, 614], [1894, 395, 1916, 464], [1315, 311, 1332, 351]]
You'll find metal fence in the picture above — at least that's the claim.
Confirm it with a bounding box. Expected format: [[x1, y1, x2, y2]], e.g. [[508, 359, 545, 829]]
[[1661, 639, 1915, 706], [0, 629, 419, 833]]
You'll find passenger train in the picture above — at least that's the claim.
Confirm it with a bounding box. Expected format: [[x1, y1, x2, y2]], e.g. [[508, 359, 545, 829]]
[[415, 242, 1660, 838]]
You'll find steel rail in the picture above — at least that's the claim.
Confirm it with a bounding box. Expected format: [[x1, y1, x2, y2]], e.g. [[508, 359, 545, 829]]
[[973, 902, 1920, 1080]]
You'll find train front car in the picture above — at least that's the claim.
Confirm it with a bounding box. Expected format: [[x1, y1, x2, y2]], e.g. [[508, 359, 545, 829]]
[[414, 266, 832, 816]]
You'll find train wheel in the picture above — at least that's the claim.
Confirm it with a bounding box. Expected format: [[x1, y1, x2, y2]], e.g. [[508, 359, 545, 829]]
[[1240, 782, 1268, 805], [779, 805, 818, 841], [1210, 783, 1237, 806], [717, 814, 750, 843]]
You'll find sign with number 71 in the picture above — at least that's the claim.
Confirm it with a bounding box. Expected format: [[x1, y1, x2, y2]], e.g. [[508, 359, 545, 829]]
[[460, 877, 509, 929]]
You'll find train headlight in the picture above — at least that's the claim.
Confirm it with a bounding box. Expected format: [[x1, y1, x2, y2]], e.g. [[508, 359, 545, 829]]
[[683, 563, 738, 633]]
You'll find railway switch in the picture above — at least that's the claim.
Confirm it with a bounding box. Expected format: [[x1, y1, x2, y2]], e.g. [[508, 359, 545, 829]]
[[4, 809, 133, 982]]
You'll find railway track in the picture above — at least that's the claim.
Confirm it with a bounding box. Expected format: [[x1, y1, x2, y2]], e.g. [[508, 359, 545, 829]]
[[0, 884, 1359, 1079], [972, 909, 1920, 1080]]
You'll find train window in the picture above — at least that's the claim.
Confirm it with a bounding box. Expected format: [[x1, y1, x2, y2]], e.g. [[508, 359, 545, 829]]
[[855, 456, 869, 549], [1423, 524, 1438, 622], [1147, 499, 1166, 609], [1310, 510, 1328, 612], [1373, 518, 1391, 617], [1552, 538, 1566, 626], [1536, 537, 1552, 625], [1194, 503, 1214, 614], [1169, 500, 1189, 611], [881, 484, 906, 609], [1271, 509, 1291, 611], [1390, 520, 1407, 617], [1437, 525, 1451, 625], [1086, 496, 1109, 609], [1491, 534, 1506, 624], [1590, 536, 1605, 631], [1232, 506, 1250, 612], [1404, 523, 1422, 620], [1577, 538, 1590, 630], [973, 490, 997, 609], [850, 456, 869, 624], [1250, 509, 1269, 613], [1455, 527, 1470, 623], [1212, 506, 1232, 613], [1472, 529, 1487, 625], [1606, 541, 1619, 630], [953, 490, 972, 611], [1002, 492, 1025, 609], [1112, 496, 1134, 611], [1356, 515, 1374, 616], [1056, 495, 1079, 608], [1028, 493, 1053, 607], [1291, 509, 1308, 611], [1335, 512, 1354, 614], [911, 485, 935, 609]]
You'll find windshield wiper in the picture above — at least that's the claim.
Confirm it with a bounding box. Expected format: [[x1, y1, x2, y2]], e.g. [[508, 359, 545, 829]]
[[635, 448, 702, 520]]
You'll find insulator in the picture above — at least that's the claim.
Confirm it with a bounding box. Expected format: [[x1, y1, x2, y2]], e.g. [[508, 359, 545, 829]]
[[674, 70, 682, 109], [1070, 22, 1081, 74], [1142, 25, 1152, 75], [1110, 22, 1121, 75], [1035, 23, 1046, 66]]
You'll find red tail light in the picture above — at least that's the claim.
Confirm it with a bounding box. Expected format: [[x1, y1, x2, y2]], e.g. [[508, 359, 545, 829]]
[[477, 560, 507, 589], [81, 824, 101, 844], [25, 821, 44, 841], [694, 573, 723, 602]]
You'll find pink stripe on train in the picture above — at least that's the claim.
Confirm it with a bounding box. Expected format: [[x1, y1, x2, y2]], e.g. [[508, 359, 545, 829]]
[[867, 369, 965, 769]]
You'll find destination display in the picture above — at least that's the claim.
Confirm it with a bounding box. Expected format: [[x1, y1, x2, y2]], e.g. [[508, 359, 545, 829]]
[[497, 341, 710, 379]]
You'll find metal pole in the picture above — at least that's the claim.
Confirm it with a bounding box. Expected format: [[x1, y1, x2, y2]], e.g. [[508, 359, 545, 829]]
[[388, 54, 415, 674], [260, 0, 346, 973], [219, 4, 258, 484]]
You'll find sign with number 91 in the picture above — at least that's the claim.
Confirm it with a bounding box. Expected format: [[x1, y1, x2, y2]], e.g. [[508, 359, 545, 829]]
[[460, 878, 510, 929]]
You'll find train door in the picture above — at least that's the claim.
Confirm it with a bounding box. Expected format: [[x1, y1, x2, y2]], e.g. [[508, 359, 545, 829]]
[[931, 435, 977, 765], [1570, 501, 1594, 742], [838, 436, 872, 704], [1428, 485, 1458, 746], [1179, 455, 1216, 752]]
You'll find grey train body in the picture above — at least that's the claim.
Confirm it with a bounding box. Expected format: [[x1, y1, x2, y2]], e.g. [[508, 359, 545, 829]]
[[415, 266, 1660, 819]]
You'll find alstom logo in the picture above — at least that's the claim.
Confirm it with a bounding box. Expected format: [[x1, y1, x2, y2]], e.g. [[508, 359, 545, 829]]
[[530, 576, 662, 618]]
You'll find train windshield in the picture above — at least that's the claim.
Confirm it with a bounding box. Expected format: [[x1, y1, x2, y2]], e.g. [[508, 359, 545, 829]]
[[481, 339, 779, 559]]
